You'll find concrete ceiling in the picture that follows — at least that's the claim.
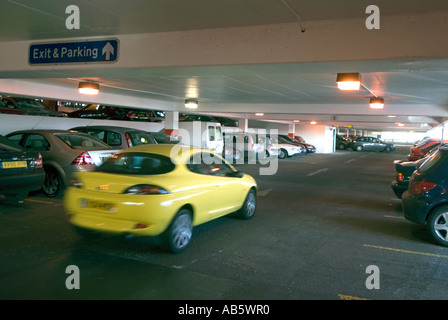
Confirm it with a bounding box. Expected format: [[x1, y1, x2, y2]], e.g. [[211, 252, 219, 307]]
[[1, 0, 448, 132]]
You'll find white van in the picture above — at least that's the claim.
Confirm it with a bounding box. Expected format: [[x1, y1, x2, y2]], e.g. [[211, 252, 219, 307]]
[[178, 121, 224, 154]]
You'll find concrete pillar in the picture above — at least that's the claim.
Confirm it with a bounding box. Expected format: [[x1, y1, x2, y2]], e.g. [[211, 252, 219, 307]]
[[288, 124, 295, 138], [164, 111, 179, 139], [238, 118, 248, 132]]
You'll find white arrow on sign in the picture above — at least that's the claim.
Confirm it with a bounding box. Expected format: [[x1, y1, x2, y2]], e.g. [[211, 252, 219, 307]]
[[102, 42, 114, 60]]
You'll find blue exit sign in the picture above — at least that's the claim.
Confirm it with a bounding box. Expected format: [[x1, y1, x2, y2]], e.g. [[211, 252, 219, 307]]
[[29, 39, 119, 65]]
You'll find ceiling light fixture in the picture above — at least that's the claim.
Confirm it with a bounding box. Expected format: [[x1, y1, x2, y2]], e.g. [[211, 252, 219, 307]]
[[336, 73, 361, 91], [336, 73, 386, 109], [78, 82, 99, 95], [369, 97, 385, 109], [185, 98, 198, 109], [310, 121, 317, 125], [255, 113, 264, 116]]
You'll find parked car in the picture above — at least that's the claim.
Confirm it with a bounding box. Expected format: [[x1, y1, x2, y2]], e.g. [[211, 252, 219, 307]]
[[0, 99, 26, 115], [390, 149, 437, 199], [336, 135, 350, 150], [64, 144, 257, 253], [272, 135, 305, 159], [67, 104, 164, 122], [223, 132, 266, 162], [407, 140, 441, 161], [71, 125, 179, 150], [402, 146, 448, 247], [6, 130, 121, 197], [71, 125, 155, 149], [349, 136, 395, 152], [294, 135, 317, 153], [279, 134, 316, 154], [262, 135, 280, 157], [0, 96, 65, 117], [0, 135, 44, 203]]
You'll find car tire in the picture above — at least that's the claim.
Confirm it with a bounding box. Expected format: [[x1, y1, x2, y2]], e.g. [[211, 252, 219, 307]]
[[163, 209, 193, 254], [42, 167, 62, 197], [338, 143, 345, 150], [355, 145, 363, 152], [236, 189, 257, 220], [384, 146, 391, 153], [279, 149, 288, 159], [427, 206, 448, 247]]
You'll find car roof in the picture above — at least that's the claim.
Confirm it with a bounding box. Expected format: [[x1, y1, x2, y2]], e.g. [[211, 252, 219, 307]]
[[71, 125, 147, 132], [7, 129, 83, 134]]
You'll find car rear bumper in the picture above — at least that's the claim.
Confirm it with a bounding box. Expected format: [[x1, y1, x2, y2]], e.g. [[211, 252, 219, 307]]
[[402, 191, 431, 225], [390, 179, 408, 198], [0, 169, 45, 194]]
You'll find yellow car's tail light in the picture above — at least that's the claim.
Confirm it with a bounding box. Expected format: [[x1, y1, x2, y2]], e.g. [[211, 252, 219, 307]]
[[124, 184, 169, 195]]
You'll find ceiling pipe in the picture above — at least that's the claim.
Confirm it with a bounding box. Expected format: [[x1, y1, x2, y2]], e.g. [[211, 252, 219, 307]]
[[280, 0, 306, 32]]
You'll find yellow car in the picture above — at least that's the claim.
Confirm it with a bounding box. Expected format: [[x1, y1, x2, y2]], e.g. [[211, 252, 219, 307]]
[[64, 144, 257, 253]]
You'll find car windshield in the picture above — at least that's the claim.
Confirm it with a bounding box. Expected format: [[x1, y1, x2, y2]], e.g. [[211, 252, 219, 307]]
[[278, 136, 293, 144], [97, 152, 175, 175], [129, 131, 157, 145], [0, 135, 23, 151], [55, 133, 111, 149]]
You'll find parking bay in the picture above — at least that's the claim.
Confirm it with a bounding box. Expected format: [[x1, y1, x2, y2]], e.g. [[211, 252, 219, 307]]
[[1, 146, 448, 300]]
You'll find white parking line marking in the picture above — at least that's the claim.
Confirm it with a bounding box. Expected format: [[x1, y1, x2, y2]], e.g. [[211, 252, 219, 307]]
[[258, 188, 272, 197], [307, 168, 329, 176], [345, 158, 356, 163], [363, 244, 448, 258]]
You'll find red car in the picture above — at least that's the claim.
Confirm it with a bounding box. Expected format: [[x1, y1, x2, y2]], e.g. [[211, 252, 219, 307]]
[[408, 140, 441, 161]]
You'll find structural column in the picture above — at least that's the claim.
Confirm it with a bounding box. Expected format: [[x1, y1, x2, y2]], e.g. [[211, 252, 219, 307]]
[[288, 124, 295, 138], [164, 111, 179, 139]]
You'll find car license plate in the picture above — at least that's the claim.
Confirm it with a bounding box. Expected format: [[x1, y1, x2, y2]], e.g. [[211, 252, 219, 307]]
[[0, 161, 27, 169], [80, 198, 116, 212], [100, 156, 111, 162]]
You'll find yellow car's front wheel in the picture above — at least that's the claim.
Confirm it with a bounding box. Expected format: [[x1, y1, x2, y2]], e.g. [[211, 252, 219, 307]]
[[237, 189, 257, 220], [163, 209, 193, 254]]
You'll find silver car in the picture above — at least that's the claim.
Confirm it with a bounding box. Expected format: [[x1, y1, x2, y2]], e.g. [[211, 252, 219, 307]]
[[5, 129, 121, 197], [70, 125, 179, 149]]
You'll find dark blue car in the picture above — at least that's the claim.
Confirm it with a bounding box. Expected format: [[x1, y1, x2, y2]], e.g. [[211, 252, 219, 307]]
[[402, 146, 448, 247]]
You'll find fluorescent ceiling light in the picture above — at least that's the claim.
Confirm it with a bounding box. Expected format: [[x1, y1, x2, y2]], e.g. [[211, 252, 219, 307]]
[[336, 73, 361, 91], [369, 97, 385, 109], [255, 113, 264, 116], [185, 98, 198, 109], [78, 82, 99, 95]]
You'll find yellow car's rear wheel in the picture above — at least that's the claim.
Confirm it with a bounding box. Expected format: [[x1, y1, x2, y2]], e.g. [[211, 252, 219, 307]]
[[163, 209, 193, 254]]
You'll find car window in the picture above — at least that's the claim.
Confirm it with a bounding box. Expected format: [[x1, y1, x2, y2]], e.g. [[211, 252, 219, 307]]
[[106, 131, 122, 146], [152, 132, 179, 144], [97, 152, 175, 175], [13, 98, 46, 109], [128, 131, 156, 146], [418, 150, 443, 173], [208, 126, 215, 141], [187, 152, 235, 177], [23, 134, 50, 150], [0, 135, 23, 151], [76, 128, 106, 142], [6, 133, 25, 146], [54, 133, 110, 149]]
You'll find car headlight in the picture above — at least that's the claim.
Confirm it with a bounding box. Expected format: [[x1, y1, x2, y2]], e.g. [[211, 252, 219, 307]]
[[124, 184, 169, 195]]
